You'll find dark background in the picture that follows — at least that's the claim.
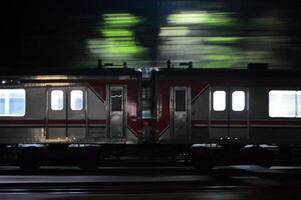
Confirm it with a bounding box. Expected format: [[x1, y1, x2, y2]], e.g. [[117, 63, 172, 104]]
[[2, 0, 301, 69]]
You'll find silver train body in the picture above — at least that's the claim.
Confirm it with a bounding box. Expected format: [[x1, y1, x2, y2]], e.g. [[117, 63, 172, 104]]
[[0, 68, 301, 146], [153, 68, 301, 145], [0, 69, 141, 145]]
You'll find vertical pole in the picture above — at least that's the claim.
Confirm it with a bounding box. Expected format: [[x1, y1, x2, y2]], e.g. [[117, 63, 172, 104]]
[[66, 89, 68, 138], [45, 88, 49, 139], [85, 89, 89, 138]]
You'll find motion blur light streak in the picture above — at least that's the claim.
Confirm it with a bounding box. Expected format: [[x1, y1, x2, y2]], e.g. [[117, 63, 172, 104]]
[[102, 29, 134, 38], [159, 11, 242, 68], [159, 27, 190, 37], [203, 37, 242, 44], [3, 1, 301, 69], [158, 9, 296, 69], [167, 11, 236, 27], [103, 13, 141, 27], [87, 13, 146, 66]]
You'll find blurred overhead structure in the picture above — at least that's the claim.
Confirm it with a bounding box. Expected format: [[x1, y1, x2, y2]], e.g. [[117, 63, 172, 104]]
[[158, 10, 242, 69], [87, 13, 146, 66], [3, 0, 301, 70]]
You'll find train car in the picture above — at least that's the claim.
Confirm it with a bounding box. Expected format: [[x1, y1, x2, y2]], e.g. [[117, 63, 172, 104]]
[[0, 68, 142, 169], [152, 66, 301, 168], [1, 64, 301, 170]]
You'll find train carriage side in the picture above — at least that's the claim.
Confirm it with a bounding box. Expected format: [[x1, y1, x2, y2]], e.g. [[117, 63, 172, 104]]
[[152, 68, 301, 167], [0, 69, 142, 146]]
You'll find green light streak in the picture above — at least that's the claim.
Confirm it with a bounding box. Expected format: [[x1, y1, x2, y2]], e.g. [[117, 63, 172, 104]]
[[92, 13, 145, 64], [159, 26, 190, 37], [105, 38, 142, 55], [103, 13, 141, 27], [102, 28, 133, 37], [167, 11, 236, 27], [204, 36, 242, 44], [199, 45, 242, 68]]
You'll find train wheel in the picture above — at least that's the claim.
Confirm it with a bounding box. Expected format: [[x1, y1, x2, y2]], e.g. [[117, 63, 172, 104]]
[[247, 146, 273, 168], [78, 155, 99, 172], [18, 148, 40, 172], [190, 147, 214, 172], [77, 148, 100, 173]]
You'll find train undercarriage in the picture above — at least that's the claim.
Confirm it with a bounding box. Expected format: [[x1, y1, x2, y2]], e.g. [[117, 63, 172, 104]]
[[0, 143, 289, 172]]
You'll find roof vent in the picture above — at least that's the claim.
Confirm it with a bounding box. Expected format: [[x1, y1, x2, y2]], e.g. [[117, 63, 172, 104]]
[[165, 60, 193, 69], [97, 59, 128, 69], [180, 61, 193, 69], [1, 79, 21, 85], [97, 59, 103, 68]]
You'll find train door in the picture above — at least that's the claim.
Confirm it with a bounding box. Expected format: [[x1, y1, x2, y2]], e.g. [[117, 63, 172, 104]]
[[107, 86, 126, 139], [209, 87, 228, 140], [209, 87, 249, 140], [170, 87, 191, 139], [229, 88, 249, 139], [46, 87, 87, 140], [66, 87, 87, 140]]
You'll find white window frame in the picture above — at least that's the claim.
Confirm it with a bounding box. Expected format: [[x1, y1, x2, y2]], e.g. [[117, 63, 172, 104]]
[[70, 90, 84, 111], [269, 90, 301, 118], [0, 89, 26, 117], [232, 91, 245, 111], [213, 91, 226, 111], [51, 90, 64, 111], [297, 91, 301, 117]]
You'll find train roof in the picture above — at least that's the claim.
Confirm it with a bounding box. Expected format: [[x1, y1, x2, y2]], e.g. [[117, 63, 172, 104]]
[[153, 68, 301, 79], [1, 67, 301, 80], [0, 68, 141, 77]]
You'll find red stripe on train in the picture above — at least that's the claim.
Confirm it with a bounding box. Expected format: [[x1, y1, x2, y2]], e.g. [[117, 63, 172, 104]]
[[0, 119, 106, 125], [1, 119, 301, 126], [192, 120, 301, 125]]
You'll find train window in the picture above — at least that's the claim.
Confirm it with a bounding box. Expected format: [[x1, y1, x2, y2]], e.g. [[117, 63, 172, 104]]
[[269, 90, 296, 118], [142, 87, 152, 119], [297, 91, 301, 117], [213, 91, 226, 111], [232, 91, 245, 111], [70, 90, 83, 110], [111, 90, 122, 111], [51, 90, 64, 110], [0, 89, 25, 117], [175, 90, 186, 111]]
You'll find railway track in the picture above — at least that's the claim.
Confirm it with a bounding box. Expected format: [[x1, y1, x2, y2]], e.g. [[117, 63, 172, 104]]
[[1, 165, 301, 193], [0, 171, 301, 199]]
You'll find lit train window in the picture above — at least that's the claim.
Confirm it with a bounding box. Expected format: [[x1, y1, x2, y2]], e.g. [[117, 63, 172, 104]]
[[213, 91, 226, 111], [51, 90, 64, 110], [232, 91, 245, 111], [297, 91, 301, 118], [70, 90, 83, 110], [269, 90, 296, 118], [0, 89, 25, 117]]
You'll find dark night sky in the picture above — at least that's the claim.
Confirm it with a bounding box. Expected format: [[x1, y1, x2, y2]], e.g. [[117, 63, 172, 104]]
[[2, 0, 301, 70]]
